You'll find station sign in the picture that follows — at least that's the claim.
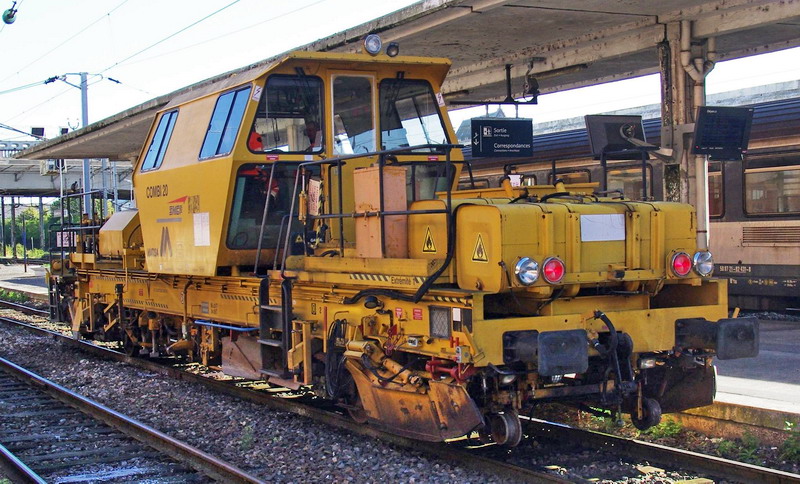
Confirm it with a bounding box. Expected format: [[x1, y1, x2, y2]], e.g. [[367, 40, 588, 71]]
[[692, 106, 754, 161], [471, 118, 533, 157]]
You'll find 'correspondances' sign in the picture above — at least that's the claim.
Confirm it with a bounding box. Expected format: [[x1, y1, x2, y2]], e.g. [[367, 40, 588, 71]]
[[471, 118, 533, 157]]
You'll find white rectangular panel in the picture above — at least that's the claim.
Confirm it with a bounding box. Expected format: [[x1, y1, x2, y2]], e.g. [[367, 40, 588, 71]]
[[580, 214, 625, 242]]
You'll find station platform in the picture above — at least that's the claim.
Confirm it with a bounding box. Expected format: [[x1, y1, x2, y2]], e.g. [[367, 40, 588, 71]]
[[0, 262, 48, 300], [0, 263, 797, 420]]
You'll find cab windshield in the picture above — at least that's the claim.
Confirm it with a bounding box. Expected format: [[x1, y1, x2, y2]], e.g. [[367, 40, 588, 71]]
[[379, 79, 449, 153], [249, 75, 324, 154]]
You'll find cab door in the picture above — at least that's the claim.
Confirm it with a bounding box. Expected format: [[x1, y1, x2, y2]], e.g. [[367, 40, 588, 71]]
[[328, 73, 379, 245]]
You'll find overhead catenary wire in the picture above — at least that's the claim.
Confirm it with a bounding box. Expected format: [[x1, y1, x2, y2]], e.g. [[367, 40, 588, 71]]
[[114, 0, 327, 70], [0, 78, 53, 96], [0, 121, 44, 139], [98, 0, 243, 75], [3, 85, 72, 123], [0, 0, 131, 85]]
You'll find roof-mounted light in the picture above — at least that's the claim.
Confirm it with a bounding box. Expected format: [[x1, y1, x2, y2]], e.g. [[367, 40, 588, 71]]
[[364, 34, 382, 56], [386, 41, 400, 57]]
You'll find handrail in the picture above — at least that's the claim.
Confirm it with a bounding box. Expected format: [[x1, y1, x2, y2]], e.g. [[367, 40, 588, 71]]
[[276, 144, 463, 297]]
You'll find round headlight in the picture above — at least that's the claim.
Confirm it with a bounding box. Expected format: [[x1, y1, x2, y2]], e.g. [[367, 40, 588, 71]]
[[693, 251, 714, 276], [385, 41, 400, 57], [514, 257, 539, 286], [671, 252, 692, 277], [363, 34, 382, 56], [500, 374, 517, 385]]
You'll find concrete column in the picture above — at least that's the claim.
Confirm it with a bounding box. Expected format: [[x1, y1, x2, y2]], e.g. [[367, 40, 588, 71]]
[[660, 21, 714, 249], [0, 197, 5, 257], [38, 197, 45, 251], [9, 196, 16, 260]]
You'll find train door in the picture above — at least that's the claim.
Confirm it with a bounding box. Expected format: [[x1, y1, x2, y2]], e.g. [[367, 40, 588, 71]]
[[327, 73, 379, 244]]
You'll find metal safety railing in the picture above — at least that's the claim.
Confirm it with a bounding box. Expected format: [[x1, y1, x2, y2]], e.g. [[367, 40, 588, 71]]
[[251, 144, 464, 302]]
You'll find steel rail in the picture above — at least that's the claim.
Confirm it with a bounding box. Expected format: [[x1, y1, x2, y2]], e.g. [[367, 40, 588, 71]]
[[522, 418, 800, 483], [3, 313, 800, 482], [0, 441, 46, 484], [0, 356, 264, 484], [0, 314, 567, 483], [0, 299, 49, 317]]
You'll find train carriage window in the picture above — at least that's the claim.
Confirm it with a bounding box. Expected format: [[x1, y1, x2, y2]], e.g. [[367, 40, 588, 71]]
[[141, 109, 178, 172], [379, 79, 448, 153], [744, 155, 800, 215], [521, 174, 537, 186], [607, 166, 652, 199], [200, 86, 251, 159], [708, 162, 724, 217], [333, 76, 375, 155], [250, 75, 324, 154], [547, 170, 590, 185]]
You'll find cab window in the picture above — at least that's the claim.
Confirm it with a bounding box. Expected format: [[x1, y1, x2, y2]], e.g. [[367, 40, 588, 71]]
[[249, 75, 324, 154], [227, 163, 316, 250], [333, 76, 375, 155], [379, 79, 448, 153], [200, 87, 251, 159], [141, 110, 177, 172]]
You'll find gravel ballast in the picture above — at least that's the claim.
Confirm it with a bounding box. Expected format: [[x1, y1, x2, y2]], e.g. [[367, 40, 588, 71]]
[[2, 312, 795, 483], [0, 321, 513, 483]]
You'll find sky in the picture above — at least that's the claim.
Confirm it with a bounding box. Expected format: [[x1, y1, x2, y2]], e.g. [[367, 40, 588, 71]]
[[2, 0, 800, 142], [0, 0, 420, 140]]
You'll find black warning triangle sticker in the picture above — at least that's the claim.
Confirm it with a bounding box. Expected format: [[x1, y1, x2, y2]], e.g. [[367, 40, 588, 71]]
[[422, 226, 437, 253], [472, 233, 488, 262]]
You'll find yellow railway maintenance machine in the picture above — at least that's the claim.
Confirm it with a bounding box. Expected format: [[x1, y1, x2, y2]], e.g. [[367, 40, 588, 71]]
[[49, 36, 758, 446]]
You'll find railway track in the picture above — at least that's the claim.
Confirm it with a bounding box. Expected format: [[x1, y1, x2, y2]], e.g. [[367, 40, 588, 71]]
[[0, 356, 262, 483], [0, 299, 49, 317], [1, 303, 799, 483]]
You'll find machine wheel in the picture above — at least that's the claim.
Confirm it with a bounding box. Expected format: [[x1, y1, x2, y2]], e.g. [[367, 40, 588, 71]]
[[631, 397, 662, 430], [346, 392, 368, 424], [122, 329, 140, 357], [616, 332, 633, 358], [489, 409, 523, 447]]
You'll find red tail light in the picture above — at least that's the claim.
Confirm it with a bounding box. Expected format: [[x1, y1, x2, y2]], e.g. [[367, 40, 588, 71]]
[[671, 252, 692, 277], [542, 257, 566, 283]]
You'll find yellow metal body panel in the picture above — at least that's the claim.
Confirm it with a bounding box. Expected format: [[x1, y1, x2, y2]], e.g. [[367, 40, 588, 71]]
[[136, 158, 233, 275], [455, 200, 699, 293], [98, 210, 141, 257], [129, 52, 459, 275], [77, 270, 260, 327]]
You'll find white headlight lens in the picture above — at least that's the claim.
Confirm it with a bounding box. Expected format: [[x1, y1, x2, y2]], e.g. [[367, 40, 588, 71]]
[[500, 374, 517, 385], [638, 357, 656, 369], [514, 257, 539, 286], [693, 251, 714, 276], [364, 34, 382, 55]]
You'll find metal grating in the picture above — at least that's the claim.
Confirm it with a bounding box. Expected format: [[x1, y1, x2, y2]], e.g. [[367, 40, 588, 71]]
[[429, 306, 451, 339], [742, 225, 800, 246]]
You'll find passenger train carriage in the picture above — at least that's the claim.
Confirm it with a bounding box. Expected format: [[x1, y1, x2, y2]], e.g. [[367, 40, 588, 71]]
[[49, 41, 759, 446]]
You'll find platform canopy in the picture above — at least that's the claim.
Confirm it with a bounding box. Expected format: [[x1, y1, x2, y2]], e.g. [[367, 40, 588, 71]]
[[18, 0, 800, 161]]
